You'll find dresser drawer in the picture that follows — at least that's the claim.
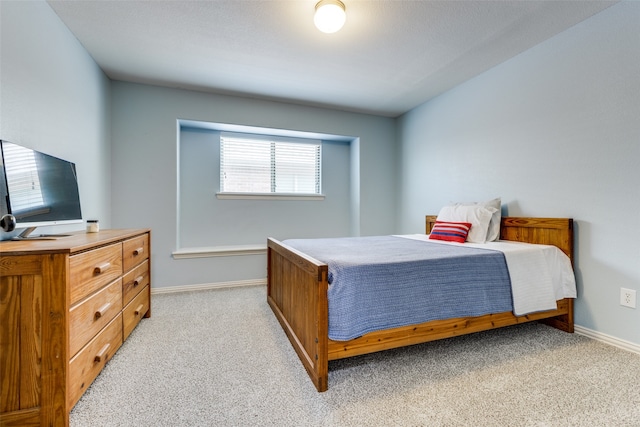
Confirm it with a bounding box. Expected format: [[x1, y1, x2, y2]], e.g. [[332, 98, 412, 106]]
[[70, 243, 123, 305], [123, 285, 150, 340], [69, 279, 122, 357], [123, 234, 149, 272], [68, 314, 123, 409], [122, 259, 149, 307]]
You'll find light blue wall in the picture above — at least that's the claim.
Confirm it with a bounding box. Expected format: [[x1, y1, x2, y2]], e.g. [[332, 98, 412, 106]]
[[0, 0, 112, 239], [111, 82, 396, 288], [397, 2, 640, 345]]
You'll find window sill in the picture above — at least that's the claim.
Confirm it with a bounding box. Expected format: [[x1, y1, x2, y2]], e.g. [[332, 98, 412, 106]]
[[172, 244, 267, 259], [216, 192, 325, 201]]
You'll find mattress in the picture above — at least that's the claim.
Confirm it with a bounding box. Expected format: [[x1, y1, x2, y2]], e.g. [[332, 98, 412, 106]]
[[283, 235, 576, 341]]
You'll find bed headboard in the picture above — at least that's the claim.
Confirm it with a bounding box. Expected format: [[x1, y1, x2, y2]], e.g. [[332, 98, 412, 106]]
[[425, 215, 574, 262]]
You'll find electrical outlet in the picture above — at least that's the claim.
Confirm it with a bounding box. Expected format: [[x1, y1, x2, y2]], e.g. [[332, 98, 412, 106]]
[[620, 288, 636, 309]]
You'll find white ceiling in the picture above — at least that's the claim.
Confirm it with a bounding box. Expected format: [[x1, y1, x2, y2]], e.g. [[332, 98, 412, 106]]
[[47, 0, 617, 117]]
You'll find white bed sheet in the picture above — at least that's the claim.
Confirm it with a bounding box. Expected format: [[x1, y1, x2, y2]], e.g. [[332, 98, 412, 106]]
[[397, 235, 577, 316]]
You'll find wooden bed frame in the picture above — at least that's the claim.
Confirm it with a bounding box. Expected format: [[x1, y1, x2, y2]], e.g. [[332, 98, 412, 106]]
[[267, 216, 574, 392]]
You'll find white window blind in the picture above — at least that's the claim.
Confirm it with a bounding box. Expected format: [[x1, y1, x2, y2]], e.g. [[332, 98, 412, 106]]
[[2, 142, 45, 212], [220, 134, 321, 195]]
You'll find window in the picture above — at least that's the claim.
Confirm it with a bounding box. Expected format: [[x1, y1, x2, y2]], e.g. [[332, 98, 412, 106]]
[[220, 133, 321, 196]]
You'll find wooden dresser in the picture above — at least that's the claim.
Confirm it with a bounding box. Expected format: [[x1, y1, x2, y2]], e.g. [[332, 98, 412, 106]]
[[0, 229, 151, 427]]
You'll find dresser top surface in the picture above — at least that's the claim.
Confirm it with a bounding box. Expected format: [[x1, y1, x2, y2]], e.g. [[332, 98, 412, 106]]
[[0, 229, 150, 255]]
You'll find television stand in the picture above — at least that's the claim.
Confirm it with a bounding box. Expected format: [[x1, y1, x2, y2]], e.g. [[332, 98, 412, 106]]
[[12, 233, 73, 241], [12, 226, 73, 240], [0, 229, 152, 426]]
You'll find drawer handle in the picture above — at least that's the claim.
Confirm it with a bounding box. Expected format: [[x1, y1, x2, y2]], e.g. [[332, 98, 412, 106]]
[[94, 343, 111, 364], [133, 275, 144, 287], [134, 304, 145, 316], [94, 302, 112, 320], [94, 262, 111, 274], [133, 247, 144, 256]]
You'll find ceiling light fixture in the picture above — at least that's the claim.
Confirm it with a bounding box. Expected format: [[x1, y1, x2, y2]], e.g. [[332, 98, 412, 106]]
[[314, 0, 346, 34]]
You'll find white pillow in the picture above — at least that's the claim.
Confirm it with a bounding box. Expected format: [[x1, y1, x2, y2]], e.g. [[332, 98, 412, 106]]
[[452, 198, 502, 241], [436, 204, 497, 243]]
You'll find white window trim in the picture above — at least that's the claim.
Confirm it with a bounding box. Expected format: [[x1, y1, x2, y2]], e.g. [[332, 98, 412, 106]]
[[215, 192, 325, 201], [172, 244, 267, 259]]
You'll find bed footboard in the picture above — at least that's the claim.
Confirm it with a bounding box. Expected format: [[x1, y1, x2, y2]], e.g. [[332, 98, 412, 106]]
[[267, 238, 329, 392]]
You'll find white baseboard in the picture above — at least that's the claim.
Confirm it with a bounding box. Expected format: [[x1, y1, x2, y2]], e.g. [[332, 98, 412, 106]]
[[574, 325, 640, 355], [151, 278, 267, 295]]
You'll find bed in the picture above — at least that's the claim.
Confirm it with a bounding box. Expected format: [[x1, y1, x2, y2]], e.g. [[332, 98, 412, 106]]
[[267, 216, 575, 392]]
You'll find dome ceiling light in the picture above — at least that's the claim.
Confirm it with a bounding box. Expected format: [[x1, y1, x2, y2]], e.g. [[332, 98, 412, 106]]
[[314, 0, 346, 34]]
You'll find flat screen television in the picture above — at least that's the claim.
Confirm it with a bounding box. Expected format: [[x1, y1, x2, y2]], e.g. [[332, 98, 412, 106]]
[[0, 140, 82, 239]]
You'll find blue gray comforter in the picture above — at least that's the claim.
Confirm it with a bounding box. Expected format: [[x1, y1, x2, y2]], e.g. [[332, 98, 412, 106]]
[[283, 236, 513, 341]]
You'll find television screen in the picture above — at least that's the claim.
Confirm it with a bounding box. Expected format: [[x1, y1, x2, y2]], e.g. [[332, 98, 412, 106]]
[[0, 140, 82, 234]]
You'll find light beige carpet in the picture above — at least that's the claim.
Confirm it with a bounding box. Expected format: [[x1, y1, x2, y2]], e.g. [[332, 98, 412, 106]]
[[71, 285, 640, 426]]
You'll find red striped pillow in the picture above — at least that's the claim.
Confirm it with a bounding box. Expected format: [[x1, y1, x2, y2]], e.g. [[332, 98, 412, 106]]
[[429, 221, 472, 243]]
